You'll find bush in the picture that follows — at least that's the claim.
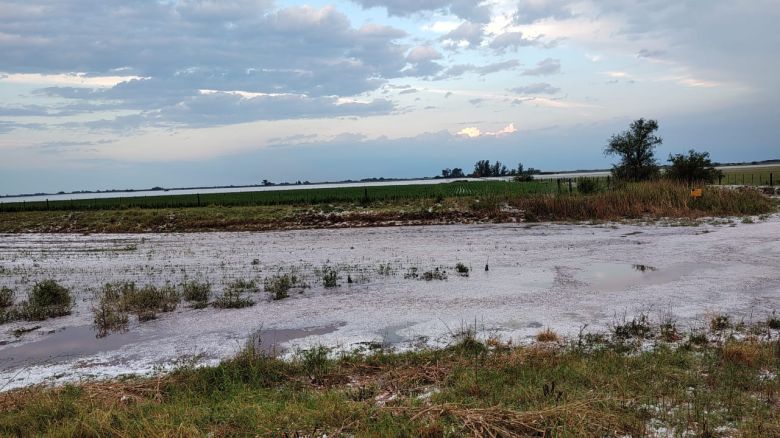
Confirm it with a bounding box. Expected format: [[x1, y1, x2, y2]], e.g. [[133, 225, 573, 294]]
[[421, 268, 447, 281], [213, 289, 254, 309], [0, 287, 14, 309], [181, 281, 211, 304], [455, 263, 470, 276], [666, 149, 723, 184], [21, 280, 73, 321], [93, 284, 130, 337], [322, 268, 339, 288], [264, 274, 300, 300], [29, 280, 72, 309], [577, 178, 602, 194]]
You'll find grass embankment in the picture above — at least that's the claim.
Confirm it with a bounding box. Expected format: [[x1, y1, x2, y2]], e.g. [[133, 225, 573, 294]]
[[0, 181, 773, 233], [2, 316, 780, 436]]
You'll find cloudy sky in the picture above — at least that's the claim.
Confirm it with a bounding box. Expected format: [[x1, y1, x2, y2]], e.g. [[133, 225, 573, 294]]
[[1, 0, 778, 194]]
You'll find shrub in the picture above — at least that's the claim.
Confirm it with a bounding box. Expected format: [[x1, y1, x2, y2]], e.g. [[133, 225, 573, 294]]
[[421, 268, 447, 281], [455, 263, 470, 276], [577, 178, 602, 194], [0, 287, 14, 309], [93, 284, 130, 337], [213, 289, 254, 309], [611, 314, 652, 340], [666, 149, 722, 184], [181, 281, 211, 304], [536, 328, 560, 343], [710, 315, 731, 332], [226, 279, 259, 293], [322, 268, 339, 288], [298, 345, 332, 383], [29, 280, 72, 309], [22, 280, 73, 321], [264, 274, 300, 300]]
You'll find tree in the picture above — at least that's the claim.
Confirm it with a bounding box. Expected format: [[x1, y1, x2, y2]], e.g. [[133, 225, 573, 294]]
[[666, 149, 722, 184], [513, 162, 536, 182], [450, 168, 465, 178], [605, 118, 662, 181], [473, 160, 492, 177], [441, 168, 452, 178]]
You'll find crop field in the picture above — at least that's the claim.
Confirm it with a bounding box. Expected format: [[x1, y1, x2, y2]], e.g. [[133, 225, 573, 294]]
[[718, 165, 780, 186], [0, 180, 556, 212]]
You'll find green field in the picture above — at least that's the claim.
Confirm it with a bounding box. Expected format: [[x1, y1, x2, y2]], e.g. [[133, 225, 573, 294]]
[[718, 165, 780, 186], [0, 181, 557, 212]]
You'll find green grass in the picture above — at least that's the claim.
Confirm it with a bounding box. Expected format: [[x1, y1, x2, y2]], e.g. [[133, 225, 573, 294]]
[[2, 317, 780, 436], [719, 165, 780, 186], [0, 181, 773, 233], [0, 181, 556, 212]]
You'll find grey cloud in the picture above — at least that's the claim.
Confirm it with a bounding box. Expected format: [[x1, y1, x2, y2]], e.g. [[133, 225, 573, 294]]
[[399, 88, 419, 95], [637, 48, 666, 59], [514, 0, 573, 24], [522, 58, 561, 76], [510, 83, 560, 95], [0, 1, 419, 128], [81, 93, 396, 130], [441, 22, 485, 48], [351, 0, 493, 22], [438, 60, 520, 79]]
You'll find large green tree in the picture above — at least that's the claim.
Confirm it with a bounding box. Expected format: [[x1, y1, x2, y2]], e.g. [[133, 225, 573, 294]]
[[605, 118, 662, 181]]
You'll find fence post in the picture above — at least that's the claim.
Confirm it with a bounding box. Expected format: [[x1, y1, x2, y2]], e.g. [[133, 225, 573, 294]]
[[46, 199, 49, 210], [771, 173, 774, 187], [197, 193, 201, 207], [718, 175, 722, 185], [568, 178, 573, 194], [556, 178, 561, 193]]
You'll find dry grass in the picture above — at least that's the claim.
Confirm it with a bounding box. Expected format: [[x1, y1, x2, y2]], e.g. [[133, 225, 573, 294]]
[[535, 328, 560, 343]]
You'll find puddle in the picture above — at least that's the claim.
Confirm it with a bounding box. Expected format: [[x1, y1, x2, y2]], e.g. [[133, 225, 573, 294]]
[[582, 263, 704, 292], [251, 323, 344, 355], [0, 326, 144, 371], [379, 322, 416, 345]]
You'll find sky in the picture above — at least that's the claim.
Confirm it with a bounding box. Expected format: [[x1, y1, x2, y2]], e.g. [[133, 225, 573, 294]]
[[0, 0, 778, 194]]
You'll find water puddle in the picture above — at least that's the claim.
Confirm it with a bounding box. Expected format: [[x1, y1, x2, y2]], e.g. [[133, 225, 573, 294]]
[[582, 263, 706, 292], [251, 323, 344, 355], [0, 326, 144, 371]]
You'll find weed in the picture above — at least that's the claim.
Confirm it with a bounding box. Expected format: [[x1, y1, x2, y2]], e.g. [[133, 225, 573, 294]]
[[377, 264, 394, 276], [455, 263, 470, 276], [768, 313, 780, 330], [213, 288, 254, 309], [181, 281, 211, 305], [0, 287, 14, 309], [226, 279, 259, 293], [421, 268, 447, 281], [264, 273, 302, 300], [298, 345, 331, 383], [536, 328, 560, 343], [322, 268, 339, 288], [611, 313, 652, 340], [710, 315, 731, 332], [577, 178, 602, 194], [92, 283, 132, 337]]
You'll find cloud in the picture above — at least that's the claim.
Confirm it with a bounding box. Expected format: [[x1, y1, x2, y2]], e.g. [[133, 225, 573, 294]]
[[510, 83, 561, 95], [439, 60, 520, 79], [457, 123, 517, 138], [0, 2, 421, 128], [489, 31, 551, 52], [514, 0, 574, 24], [403, 46, 444, 76], [522, 58, 561, 76], [351, 0, 493, 22], [440, 22, 485, 48]]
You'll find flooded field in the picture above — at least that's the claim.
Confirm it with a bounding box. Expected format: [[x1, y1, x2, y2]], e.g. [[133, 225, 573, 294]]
[[1, 217, 779, 391]]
